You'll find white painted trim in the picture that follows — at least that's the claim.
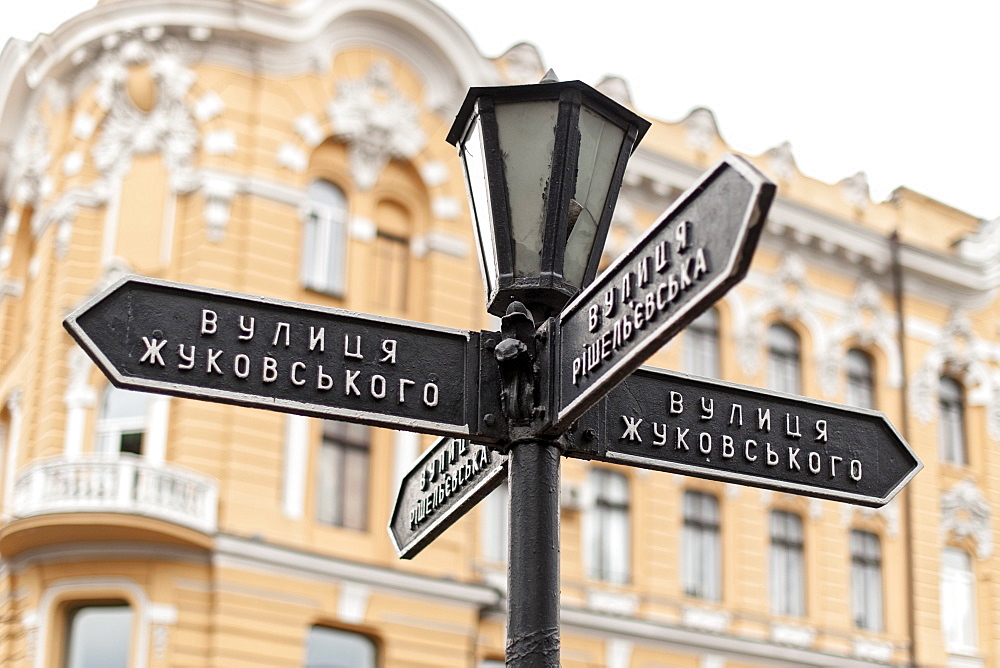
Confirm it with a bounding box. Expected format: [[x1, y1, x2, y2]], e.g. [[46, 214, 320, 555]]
[[282, 414, 310, 520], [3, 389, 22, 518], [214, 534, 498, 608], [556, 606, 896, 668], [145, 395, 170, 466], [33, 576, 152, 668]]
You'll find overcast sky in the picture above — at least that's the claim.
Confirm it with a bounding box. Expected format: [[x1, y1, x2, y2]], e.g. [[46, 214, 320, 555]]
[[4, 1, 998, 221]]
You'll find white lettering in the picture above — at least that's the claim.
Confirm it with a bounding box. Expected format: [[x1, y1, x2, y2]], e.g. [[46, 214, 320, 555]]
[[272, 322, 290, 347], [290, 361, 306, 386], [622, 416, 643, 442], [370, 374, 386, 399], [423, 382, 439, 407], [234, 354, 250, 379], [815, 420, 828, 443], [345, 370, 361, 396], [262, 356, 277, 382], [239, 316, 255, 340], [140, 337, 167, 366], [344, 335, 363, 359], [317, 366, 333, 391], [380, 340, 397, 364], [206, 349, 224, 375], [201, 309, 218, 335], [178, 344, 195, 370], [309, 326, 325, 352]]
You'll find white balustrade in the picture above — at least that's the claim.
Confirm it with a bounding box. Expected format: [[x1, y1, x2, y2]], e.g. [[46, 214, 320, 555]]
[[12, 454, 217, 535]]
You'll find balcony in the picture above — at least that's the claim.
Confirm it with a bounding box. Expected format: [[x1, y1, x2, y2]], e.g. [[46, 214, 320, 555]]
[[1, 454, 218, 555]]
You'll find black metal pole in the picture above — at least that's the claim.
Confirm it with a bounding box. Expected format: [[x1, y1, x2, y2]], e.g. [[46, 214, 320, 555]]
[[506, 436, 561, 666]]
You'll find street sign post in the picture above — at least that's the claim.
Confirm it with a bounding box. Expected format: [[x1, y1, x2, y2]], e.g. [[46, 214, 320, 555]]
[[552, 155, 775, 430], [565, 367, 922, 507], [64, 276, 502, 441], [388, 436, 507, 559]]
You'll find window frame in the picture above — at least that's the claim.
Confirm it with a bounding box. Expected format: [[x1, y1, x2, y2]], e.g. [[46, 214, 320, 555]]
[[681, 490, 721, 601], [850, 529, 884, 632], [684, 306, 720, 378], [62, 600, 134, 668], [940, 547, 977, 653], [938, 375, 967, 465], [301, 179, 349, 297], [767, 323, 802, 395], [303, 625, 378, 668], [769, 510, 806, 617], [586, 468, 630, 585], [845, 348, 876, 409], [95, 386, 149, 458], [315, 420, 371, 531]]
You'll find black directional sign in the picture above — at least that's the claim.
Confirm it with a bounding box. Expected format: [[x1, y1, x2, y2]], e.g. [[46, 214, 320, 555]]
[[389, 436, 507, 559], [552, 155, 776, 430], [64, 276, 502, 441], [565, 367, 922, 507]]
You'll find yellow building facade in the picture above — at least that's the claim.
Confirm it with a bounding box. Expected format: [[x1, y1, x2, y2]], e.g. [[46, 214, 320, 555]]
[[0, 0, 996, 666]]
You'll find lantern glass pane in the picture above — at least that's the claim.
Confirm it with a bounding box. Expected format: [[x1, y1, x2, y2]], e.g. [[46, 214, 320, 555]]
[[564, 107, 626, 287], [460, 112, 498, 297], [494, 100, 559, 277]]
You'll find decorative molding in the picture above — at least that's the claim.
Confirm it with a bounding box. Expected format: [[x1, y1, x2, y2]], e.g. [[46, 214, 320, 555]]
[[193, 91, 224, 122], [681, 606, 730, 633], [585, 589, 638, 617], [595, 76, 633, 108], [327, 60, 426, 191], [765, 142, 796, 183], [203, 130, 236, 156], [202, 177, 237, 242], [941, 480, 992, 559], [337, 582, 371, 625], [496, 42, 544, 85], [771, 622, 816, 648], [294, 113, 324, 148], [841, 172, 871, 212], [62, 152, 84, 177], [419, 160, 448, 188], [349, 217, 377, 242], [11, 115, 52, 207], [431, 196, 461, 220], [606, 637, 634, 668], [277, 142, 308, 173], [683, 108, 718, 154], [910, 307, 994, 432], [820, 279, 902, 398], [852, 638, 893, 663], [737, 251, 826, 377], [410, 232, 468, 259]]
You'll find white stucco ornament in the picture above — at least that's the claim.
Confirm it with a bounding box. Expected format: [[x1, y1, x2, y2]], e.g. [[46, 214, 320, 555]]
[[327, 61, 426, 191], [940, 479, 993, 559], [89, 33, 199, 184]]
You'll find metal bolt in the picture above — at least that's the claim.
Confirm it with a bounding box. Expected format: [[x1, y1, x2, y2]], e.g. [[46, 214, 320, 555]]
[[535, 330, 548, 344], [583, 428, 597, 441], [484, 413, 497, 427], [485, 339, 497, 352]]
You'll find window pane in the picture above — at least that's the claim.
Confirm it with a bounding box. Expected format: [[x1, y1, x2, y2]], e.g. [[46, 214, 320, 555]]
[[302, 180, 348, 295], [65, 604, 132, 668], [316, 421, 370, 530], [850, 530, 883, 631], [685, 307, 720, 378], [939, 377, 966, 464], [770, 511, 805, 616], [845, 349, 875, 409], [373, 232, 409, 312], [97, 387, 147, 456], [482, 481, 509, 563], [682, 491, 721, 600], [589, 469, 630, 584], [941, 547, 977, 650], [767, 324, 801, 395], [304, 626, 376, 668]]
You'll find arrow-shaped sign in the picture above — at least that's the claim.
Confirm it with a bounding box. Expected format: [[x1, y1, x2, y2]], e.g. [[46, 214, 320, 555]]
[[551, 154, 776, 430], [64, 276, 502, 441], [389, 436, 507, 559], [566, 366, 921, 507]]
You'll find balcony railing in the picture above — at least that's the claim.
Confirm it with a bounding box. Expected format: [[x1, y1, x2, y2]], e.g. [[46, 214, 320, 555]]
[[12, 454, 217, 535]]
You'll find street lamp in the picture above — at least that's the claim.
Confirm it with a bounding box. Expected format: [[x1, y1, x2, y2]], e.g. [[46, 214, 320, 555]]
[[447, 72, 650, 320]]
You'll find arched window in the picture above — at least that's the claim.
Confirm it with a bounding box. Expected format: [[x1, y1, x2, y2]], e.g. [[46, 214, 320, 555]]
[[96, 387, 148, 457], [940, 547, 977, 652], [586, 468, 630, 584], [939, 376, 966, 465], [304, 626, 377, 667], [682, 490, 721, 600], [850, 529, 883, 631], [684, 307, 720, 378], [767, 323, 801, 395], [845, 349, 875, 409], [64, 602, 133, 667], [301, 179, 349, 296], [770, 511, 805, 616]]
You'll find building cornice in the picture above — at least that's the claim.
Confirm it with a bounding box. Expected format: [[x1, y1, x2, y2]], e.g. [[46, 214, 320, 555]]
[[214, 534, 500, 609]]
